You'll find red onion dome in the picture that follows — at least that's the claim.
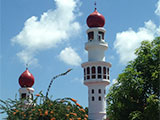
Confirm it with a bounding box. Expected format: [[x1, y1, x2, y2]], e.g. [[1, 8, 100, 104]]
[[87, 8, 105, 28], [19, 68, 35, 87]]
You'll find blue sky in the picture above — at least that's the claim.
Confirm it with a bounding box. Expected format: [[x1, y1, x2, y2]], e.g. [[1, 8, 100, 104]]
[[0, 0, 160, 118]]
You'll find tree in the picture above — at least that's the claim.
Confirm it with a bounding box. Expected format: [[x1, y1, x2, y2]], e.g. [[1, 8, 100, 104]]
[[106, 37, 160, 120]]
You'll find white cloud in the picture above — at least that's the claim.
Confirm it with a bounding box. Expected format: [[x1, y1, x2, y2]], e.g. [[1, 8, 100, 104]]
[[11, 0, 81, 65], [114, 20, 160, 64], [58, 47, 82, 66], [155, 0, 160, 16], [114, 0, 160, 64]]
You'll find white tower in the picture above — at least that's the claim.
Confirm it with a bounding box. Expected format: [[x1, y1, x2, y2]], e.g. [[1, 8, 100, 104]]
[[18, 68, 35, 106], [81, 8, 111, 120]]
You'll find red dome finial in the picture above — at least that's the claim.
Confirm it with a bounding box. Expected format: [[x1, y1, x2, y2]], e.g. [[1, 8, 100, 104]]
[[86, 6, 105, 28], [19, 68, 35, 87]]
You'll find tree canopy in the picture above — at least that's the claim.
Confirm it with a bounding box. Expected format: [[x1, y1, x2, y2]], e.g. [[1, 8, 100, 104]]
[[106, 37, 160, 120]]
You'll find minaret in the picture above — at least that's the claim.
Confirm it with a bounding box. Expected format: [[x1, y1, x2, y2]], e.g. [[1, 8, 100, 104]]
[[81, 7, 111, 120], [18, 67, 35, 106]]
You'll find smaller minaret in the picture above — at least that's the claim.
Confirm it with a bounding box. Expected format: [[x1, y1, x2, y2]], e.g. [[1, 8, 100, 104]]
[[18, 67, 35, 106]]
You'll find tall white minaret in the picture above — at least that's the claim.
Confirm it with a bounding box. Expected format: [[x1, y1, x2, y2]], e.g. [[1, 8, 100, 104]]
[[81, 7, 111, 120], [18, 67, 35, 106]]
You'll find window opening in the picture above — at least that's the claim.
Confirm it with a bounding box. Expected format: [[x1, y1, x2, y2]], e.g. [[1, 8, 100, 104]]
[[92, 66, 96, 79], [98, 66, 101, 73], [84, 68, 86, 80], [84, 68, 86, 75], [97, 66, 102, 79], [92, 89, 94, 94], [98, 31, 104, 39], [87, 67, 90, 74], [103, 67, 106, 79], [92, 96, 95, 101], [107, 68, 109, 80], [99, 96, 101, 101], [87, 67, 90, 79], [107, 68, 109, 75], [88, 32, 94, 40], [21, 93, 26, 99], [98, 89, 101, 94]]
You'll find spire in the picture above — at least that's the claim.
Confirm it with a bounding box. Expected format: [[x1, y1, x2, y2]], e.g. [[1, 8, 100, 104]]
[[26, 63, 28, 70], [94, 1, 97, 11]]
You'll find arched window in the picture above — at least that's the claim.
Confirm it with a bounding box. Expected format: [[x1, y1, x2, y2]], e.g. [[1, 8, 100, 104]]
[[88, 32, 94, 41], [87, 67, 90, 74], [92, 66, 96, 79], [107, 68, 109, 80], [87, 67, 90, 79], [97, 66, 102, 79], [99, 96, 101, 101], [98, 89, 101, 94], [92, 96, 95, 101], [103, 67, 106, 79], [107, 68, 109, 75], [92, 89, 94, 94], [84, 68, 86, 80], [98, 66, 101, 73]]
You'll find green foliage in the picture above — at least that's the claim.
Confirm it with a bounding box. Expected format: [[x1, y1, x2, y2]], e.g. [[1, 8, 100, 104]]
[[0, 69, 88, 120], [106, 37, 160, 120], [0, 93, 88, 120]]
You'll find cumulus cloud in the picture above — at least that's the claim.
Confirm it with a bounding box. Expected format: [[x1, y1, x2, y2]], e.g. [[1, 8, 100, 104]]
[[114, 0, 160, 64], [58, 47, 82, 66], [114, 20, 160, 64], [11, 0, 81, 65], [155, 0, 160, 16]]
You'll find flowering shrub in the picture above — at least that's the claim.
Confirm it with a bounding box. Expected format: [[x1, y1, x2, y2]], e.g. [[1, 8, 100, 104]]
[[0, 93, 88, 120], [0, 69, 88, 120]]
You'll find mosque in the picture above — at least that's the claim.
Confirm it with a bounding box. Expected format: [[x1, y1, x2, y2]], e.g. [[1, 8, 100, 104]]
[[18, 6, 111, 120]]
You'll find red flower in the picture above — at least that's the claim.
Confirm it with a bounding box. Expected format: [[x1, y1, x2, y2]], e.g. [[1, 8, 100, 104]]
[[76, 103, 81, 107], [71, 98, 77, 102]]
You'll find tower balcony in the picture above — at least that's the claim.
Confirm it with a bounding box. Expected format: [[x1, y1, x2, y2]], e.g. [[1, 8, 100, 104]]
[[81, 61, 111, 86]]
